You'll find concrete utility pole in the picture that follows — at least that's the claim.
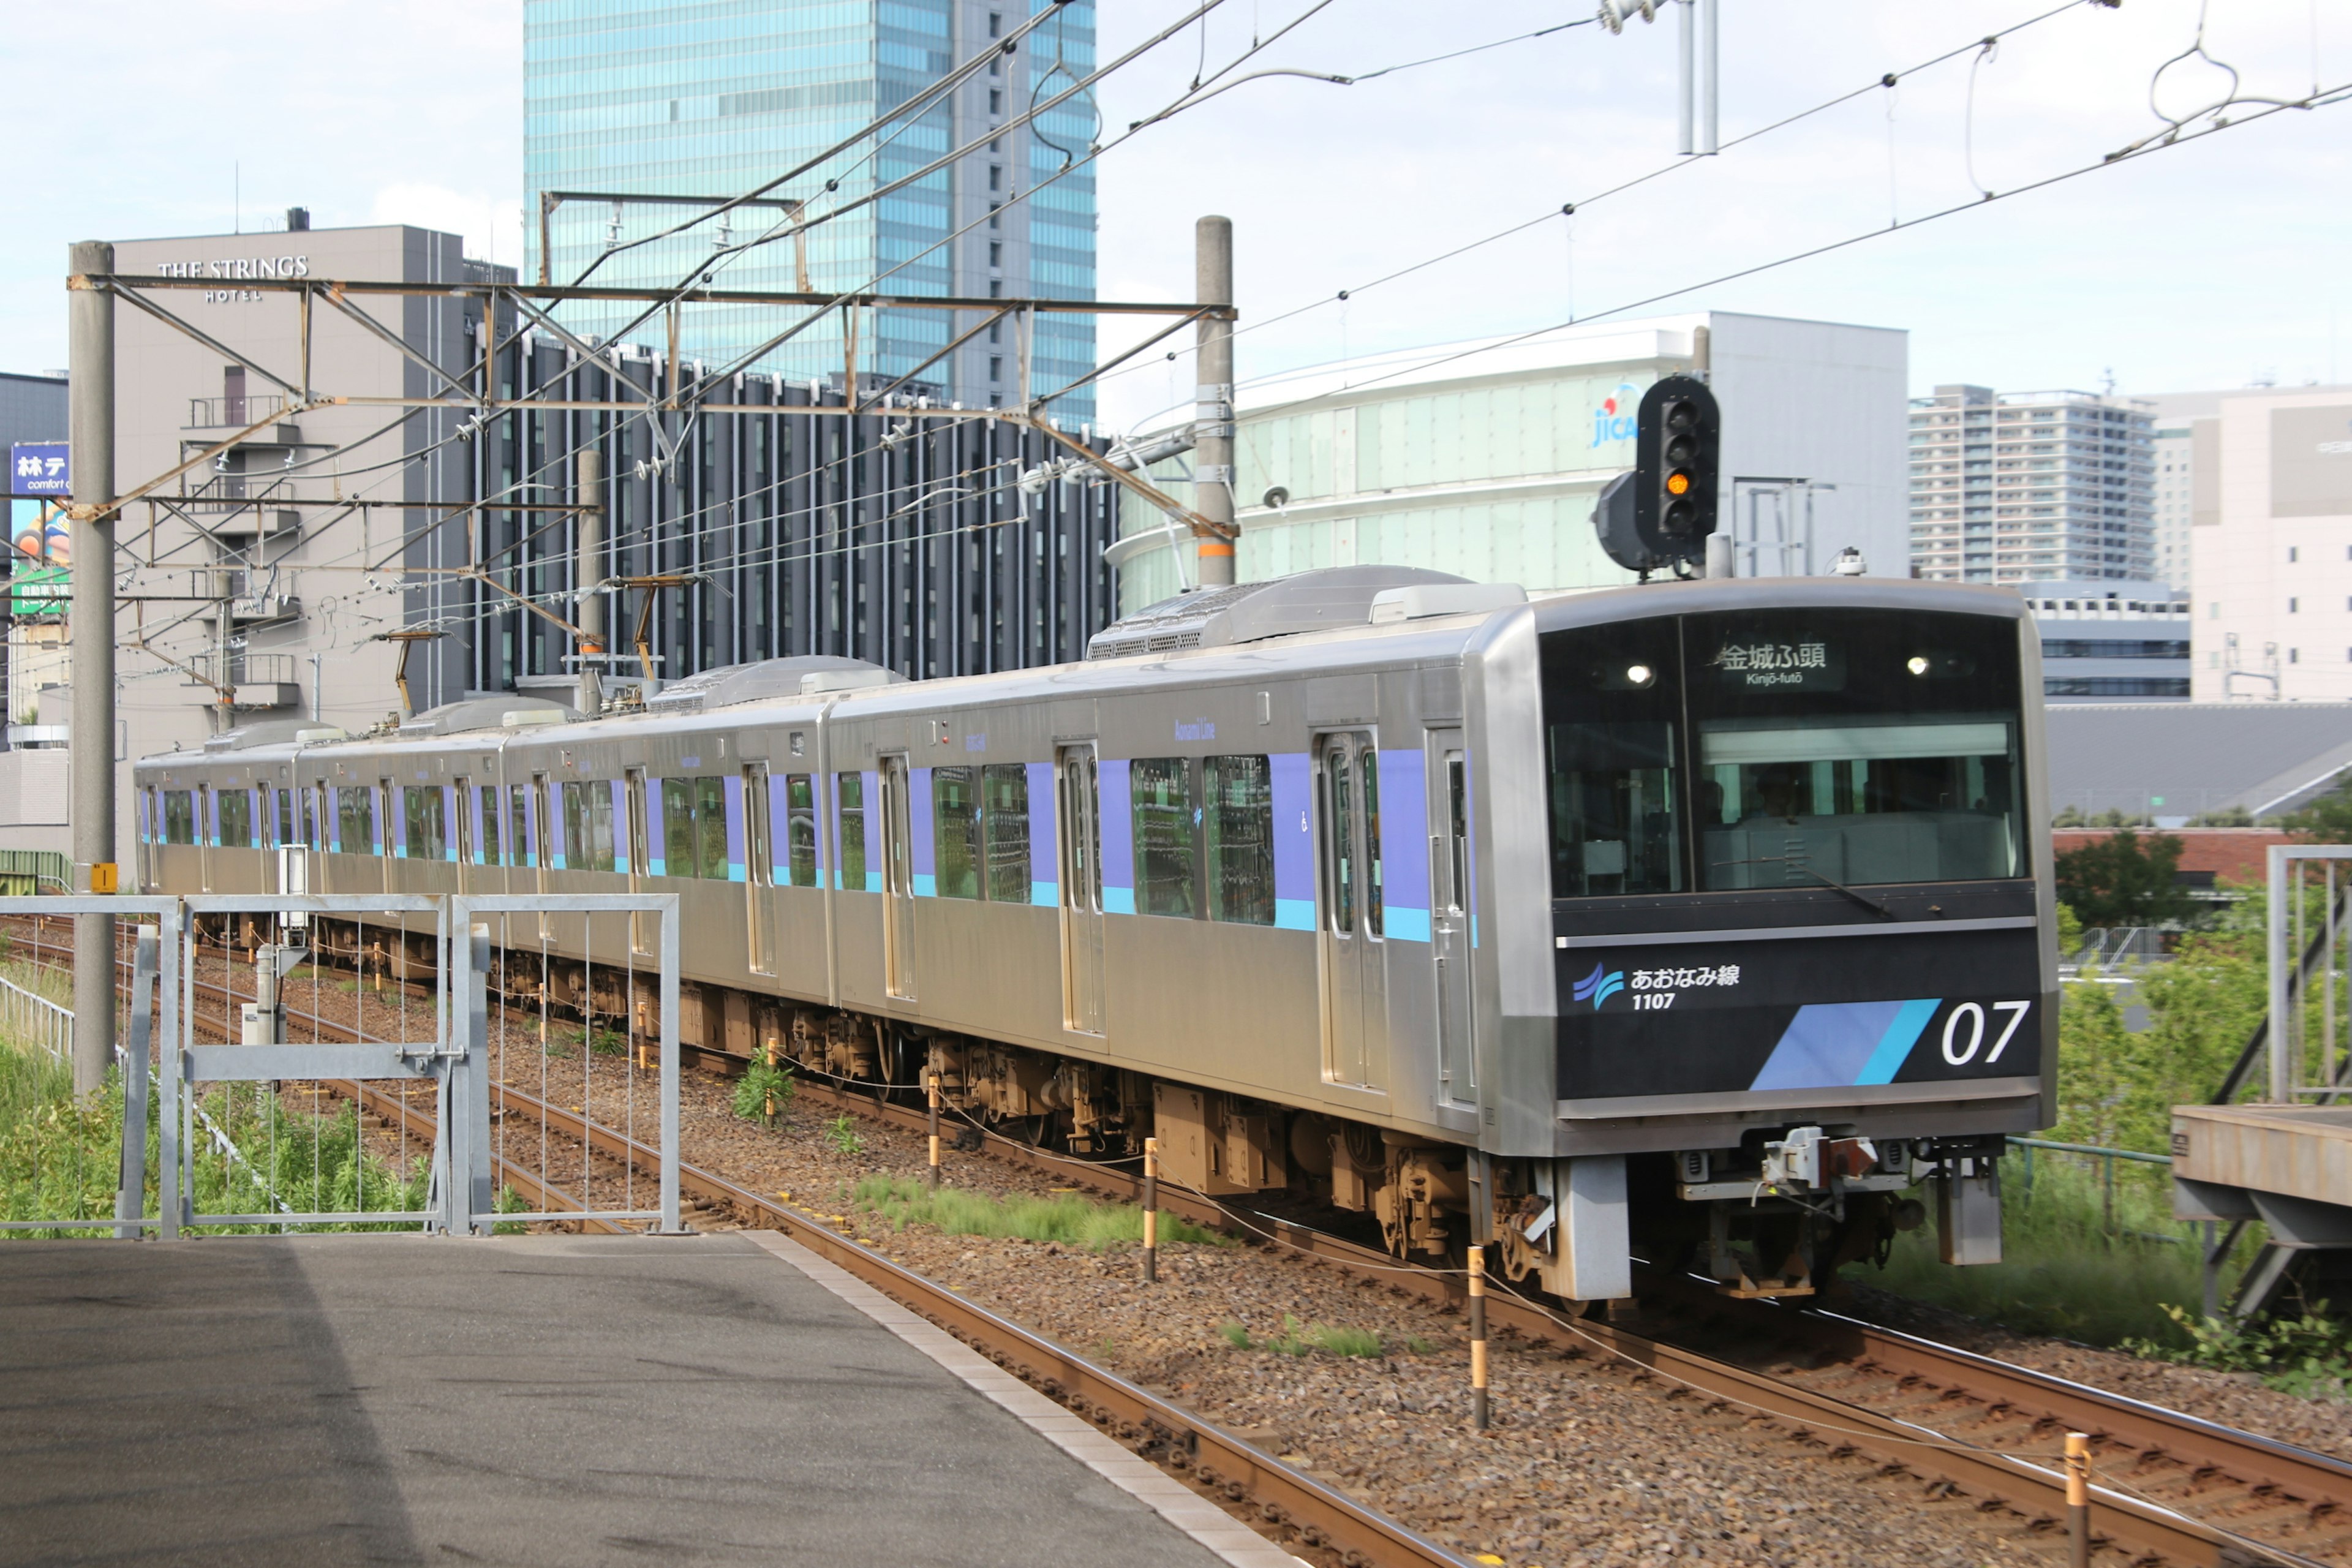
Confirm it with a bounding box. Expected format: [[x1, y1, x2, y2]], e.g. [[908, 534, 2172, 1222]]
[[67, 240, 116, 1096], [575, 448, 604, 715], [1193, 216, 1235, 589]]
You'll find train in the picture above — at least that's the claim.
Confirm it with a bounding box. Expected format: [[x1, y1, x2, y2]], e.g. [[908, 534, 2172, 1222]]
[[134, 564, 2056, 1300]]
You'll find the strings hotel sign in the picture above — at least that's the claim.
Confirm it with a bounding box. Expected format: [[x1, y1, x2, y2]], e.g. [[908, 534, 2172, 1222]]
[[152, 253, 311, 305]]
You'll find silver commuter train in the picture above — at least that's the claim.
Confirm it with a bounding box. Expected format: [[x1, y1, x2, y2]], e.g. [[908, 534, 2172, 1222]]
[[134, 566, 2057, 1300]]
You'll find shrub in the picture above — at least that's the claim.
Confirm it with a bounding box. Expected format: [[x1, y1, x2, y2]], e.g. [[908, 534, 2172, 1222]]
[[733, 1059, 794, 1125], [2127, 1305, 2352, 1400]]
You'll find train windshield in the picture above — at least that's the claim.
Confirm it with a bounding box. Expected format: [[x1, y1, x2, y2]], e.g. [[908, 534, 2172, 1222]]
[[1542, 607, 2026, 899]]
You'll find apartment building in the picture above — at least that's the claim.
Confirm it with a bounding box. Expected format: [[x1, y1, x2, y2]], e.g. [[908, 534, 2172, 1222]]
[[1909, 385, 2154, 584]]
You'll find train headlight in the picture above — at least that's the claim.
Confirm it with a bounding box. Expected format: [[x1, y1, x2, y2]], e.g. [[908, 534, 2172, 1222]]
[[1625, 663, 1655, 687], [1906, 655, 1931, 676]]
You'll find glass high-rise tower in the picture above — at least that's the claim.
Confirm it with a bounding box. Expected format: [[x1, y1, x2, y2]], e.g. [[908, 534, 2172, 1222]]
[[524, 0, 1097, 419]]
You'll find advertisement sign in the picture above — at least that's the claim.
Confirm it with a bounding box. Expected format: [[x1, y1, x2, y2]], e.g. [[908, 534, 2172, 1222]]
[[9, 446, 70, 619], [12, 442, 68, 496]]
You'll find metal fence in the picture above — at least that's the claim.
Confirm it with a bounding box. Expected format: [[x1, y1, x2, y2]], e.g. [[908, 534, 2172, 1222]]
[[0, 897, 181, 1237], [0, 892, 678, 1240]]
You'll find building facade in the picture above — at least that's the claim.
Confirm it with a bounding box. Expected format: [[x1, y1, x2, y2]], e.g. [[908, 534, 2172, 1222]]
[[13, 220, 1114, 866], [1114, 311, 1910, 612], [1908, 385, 2154, 584], [2146, 391, 2220, 593], [2018, 578, 2190, 702], [2182, 384, 2352, 701], [522, 0, 1097, 420]]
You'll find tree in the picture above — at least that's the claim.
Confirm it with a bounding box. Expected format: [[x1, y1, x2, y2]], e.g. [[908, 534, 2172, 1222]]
[[2053, 828, 2200, 929]]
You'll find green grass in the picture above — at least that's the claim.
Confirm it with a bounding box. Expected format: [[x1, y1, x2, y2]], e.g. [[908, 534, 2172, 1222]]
[[824, 1114, 867, 1156], [0, 990, 430, 1235], [1221, 1314, 1386, 1358], [1868, 1152, 2245, 1351], [852, 1172, 1227, 1250]]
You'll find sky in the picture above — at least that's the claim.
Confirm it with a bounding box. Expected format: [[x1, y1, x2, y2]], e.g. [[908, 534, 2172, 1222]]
[[0, 0, 2342, 434]]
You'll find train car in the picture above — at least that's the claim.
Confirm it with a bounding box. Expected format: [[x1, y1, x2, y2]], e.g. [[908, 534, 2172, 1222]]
[[135, 565, 2055, 1302]]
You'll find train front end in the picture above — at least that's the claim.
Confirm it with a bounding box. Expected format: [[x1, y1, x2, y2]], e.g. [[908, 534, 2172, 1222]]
[[1476, 578, 2054, 1300]]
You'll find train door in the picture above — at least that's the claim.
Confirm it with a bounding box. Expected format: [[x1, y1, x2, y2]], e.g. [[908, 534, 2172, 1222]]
[[304, 782, 328, 894], [453, 777, 474, 892], [1056, 742, 1105, 1035], [743, 761, 776, 976], [197, 786, 215, 894], [880, 754, 916, 1000], [1315, 731, 1388, 1091], [1427, 732, 1474, 1105], [624, 767, 652, 956]]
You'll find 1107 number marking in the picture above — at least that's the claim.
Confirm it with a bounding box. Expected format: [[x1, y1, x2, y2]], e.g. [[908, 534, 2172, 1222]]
[[1941, 1000, 2032, 1066]]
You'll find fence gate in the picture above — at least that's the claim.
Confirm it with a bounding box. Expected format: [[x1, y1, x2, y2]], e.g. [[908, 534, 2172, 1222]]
[[168, 895, 453, 1237]]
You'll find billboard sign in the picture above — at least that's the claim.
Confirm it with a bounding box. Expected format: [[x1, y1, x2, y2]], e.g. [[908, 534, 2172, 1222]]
[[12, 442, 68, 496], [9, 445, 70, 618]]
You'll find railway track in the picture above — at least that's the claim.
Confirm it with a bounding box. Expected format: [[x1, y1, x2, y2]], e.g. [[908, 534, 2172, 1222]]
[[32, 916, 2351, 1568]]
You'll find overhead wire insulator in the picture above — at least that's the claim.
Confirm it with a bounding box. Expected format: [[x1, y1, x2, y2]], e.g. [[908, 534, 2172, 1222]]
[[1597, 0, 1656, 36]]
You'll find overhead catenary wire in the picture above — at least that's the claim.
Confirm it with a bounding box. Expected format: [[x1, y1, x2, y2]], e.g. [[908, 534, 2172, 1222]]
[[1235, 75, 2352, 426], [1090, 0, 2111, 413]]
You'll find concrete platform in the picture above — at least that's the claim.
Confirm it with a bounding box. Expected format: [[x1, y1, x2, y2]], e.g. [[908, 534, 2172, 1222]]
[[2173, 1102, 2352, 1243], [0, 1231, 1291, 1568]]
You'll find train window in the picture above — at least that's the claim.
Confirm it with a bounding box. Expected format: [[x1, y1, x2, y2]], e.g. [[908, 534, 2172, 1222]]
[[1204, 755, 1274, 925], [785, 774, 819, 888], [336, 785, 377, 857], [933, 766, 982, 899], [981, 764, 1028, 903], [1362, 747, 1384, 938], [162, 790, 197, 846], [275, 788, 296, 850], [405, 786, 448, 862], [509, 783, 535, 867], [480, 786, 503, 867], [1540, 618, 1686, 898], [218, 788, 254, 850], [837, 774, 868, 890], [697, 777, 728, 880], [1688, 607, 2024, 888], [1131, 758, 1196, 918], [661, 780, 692, 875], [564, 780, 617, 873]]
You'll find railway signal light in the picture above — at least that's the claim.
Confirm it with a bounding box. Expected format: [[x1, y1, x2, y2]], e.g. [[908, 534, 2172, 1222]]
[[1591, 372, 1722, 579]]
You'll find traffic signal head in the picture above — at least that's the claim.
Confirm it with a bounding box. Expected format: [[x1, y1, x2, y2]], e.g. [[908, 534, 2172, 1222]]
[[1633, 374, 1720, 566]]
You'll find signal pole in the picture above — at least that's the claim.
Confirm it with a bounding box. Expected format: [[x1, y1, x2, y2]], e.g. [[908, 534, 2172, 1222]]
[[1194, 216, 1235, 589], [67, 240, 116, 1096]]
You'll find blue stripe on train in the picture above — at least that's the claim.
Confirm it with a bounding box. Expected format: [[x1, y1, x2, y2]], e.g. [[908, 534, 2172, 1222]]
[[1748, 998, 1942, 1091]]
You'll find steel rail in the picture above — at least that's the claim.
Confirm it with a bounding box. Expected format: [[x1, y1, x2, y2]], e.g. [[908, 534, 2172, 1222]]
[[58, 924, 2350, 1568]]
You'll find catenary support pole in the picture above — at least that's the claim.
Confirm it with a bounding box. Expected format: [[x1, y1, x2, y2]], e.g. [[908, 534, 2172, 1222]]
[[1193, 217, 1235, 589], [1700, 0, 1719, 154], [69, 240, 117, 1097], [575, 448, 605, 715]]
